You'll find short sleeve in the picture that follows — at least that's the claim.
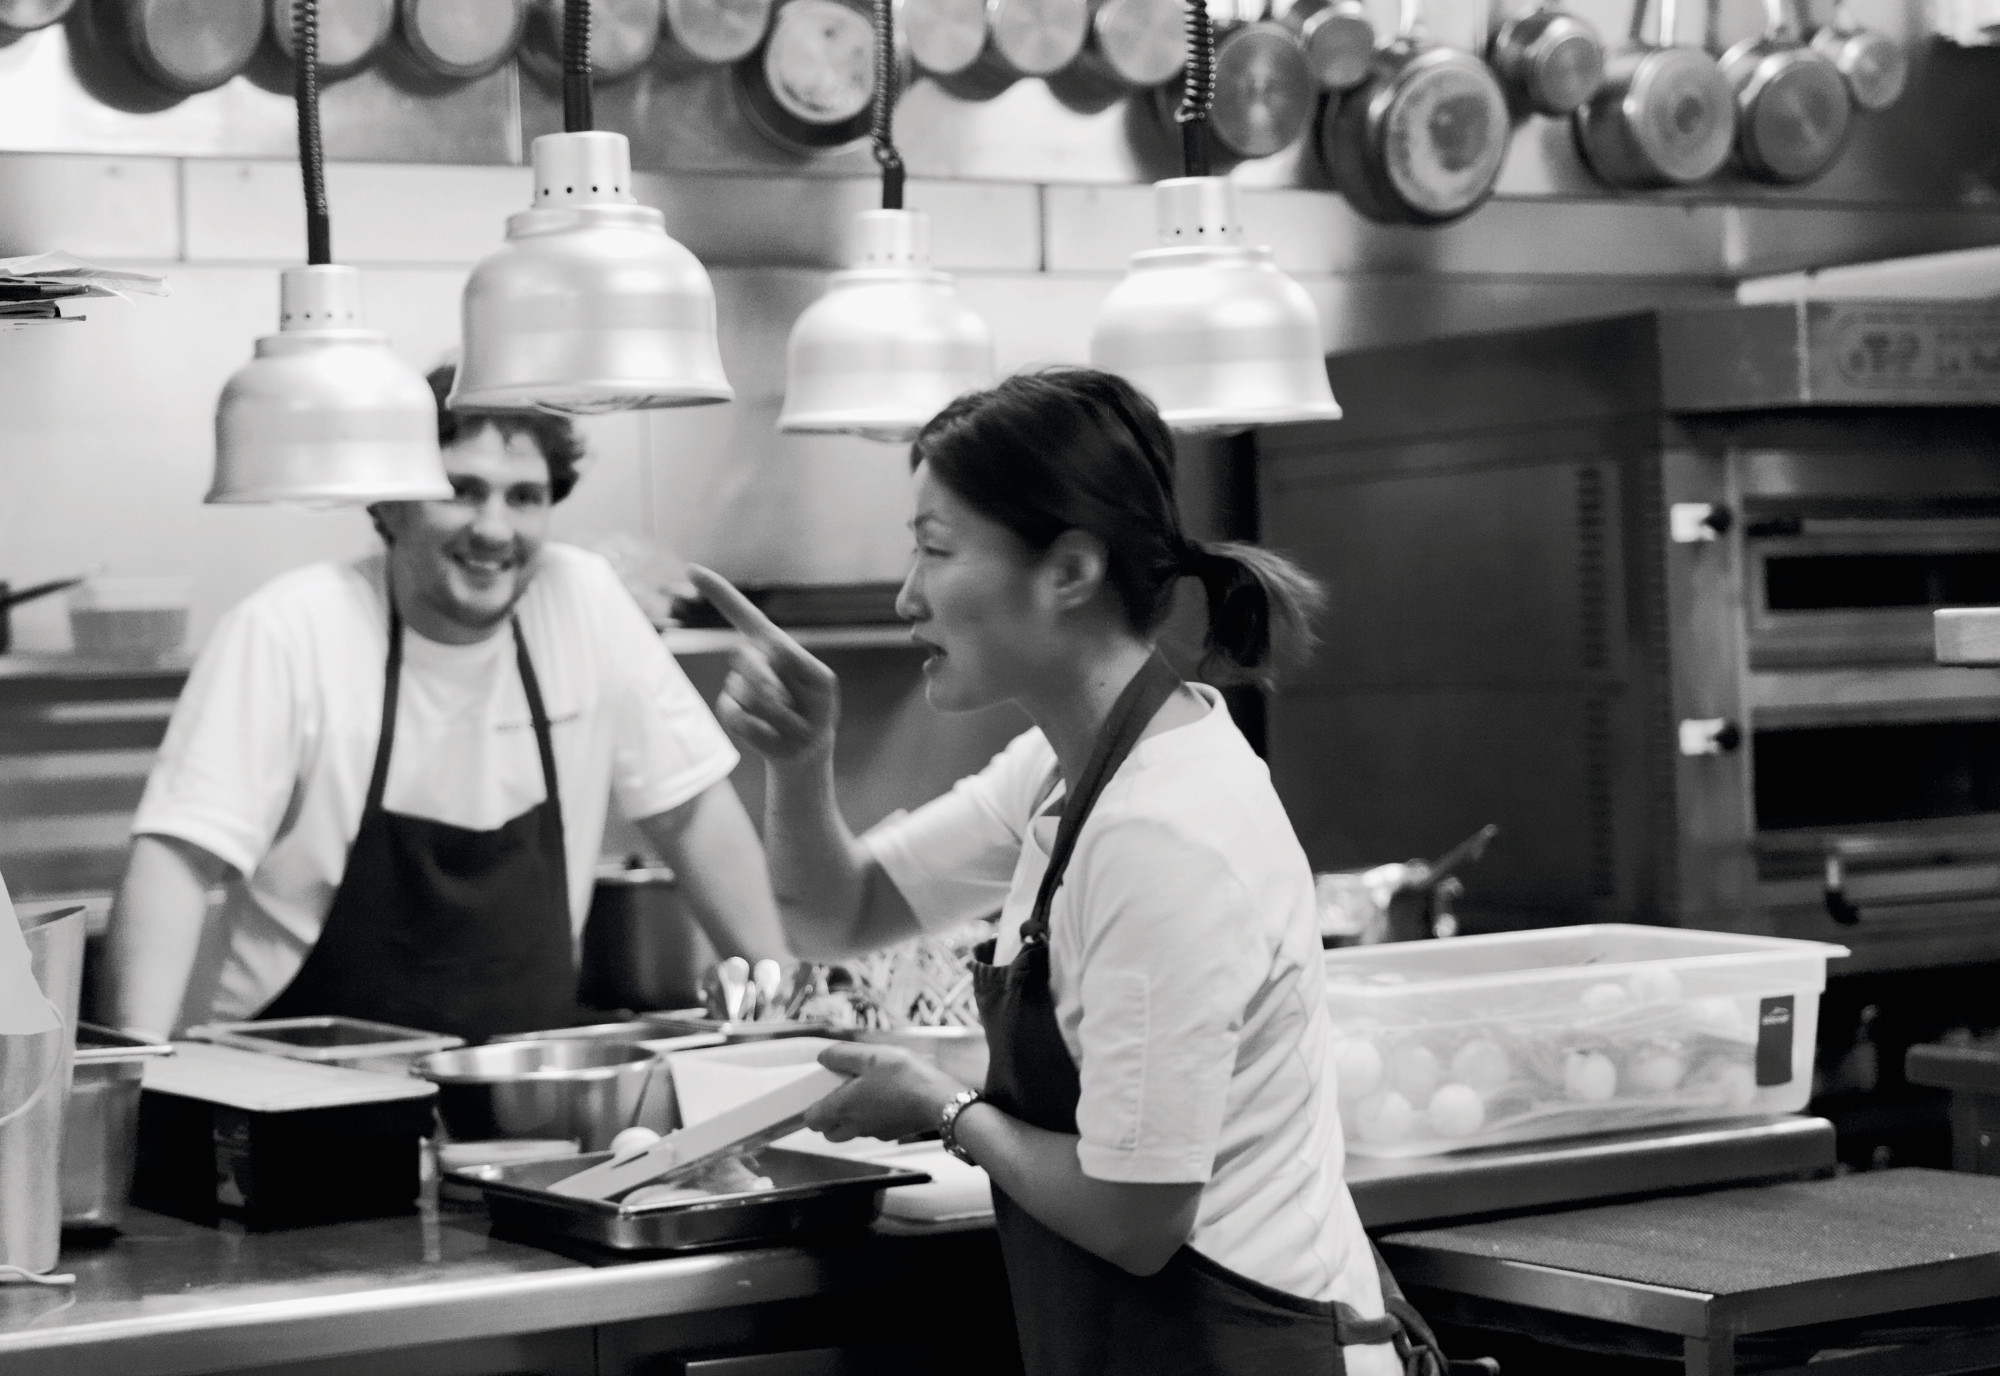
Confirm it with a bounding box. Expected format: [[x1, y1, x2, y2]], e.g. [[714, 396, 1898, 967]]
[[1068, 818, 1267, 1184], [862, 729, 1052, 934], [131, 600, 308, 878], [597, 574, 740, 822]]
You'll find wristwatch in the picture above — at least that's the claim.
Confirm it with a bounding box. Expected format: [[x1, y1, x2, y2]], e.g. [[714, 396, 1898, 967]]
[[939, 1089, 983, 1164]]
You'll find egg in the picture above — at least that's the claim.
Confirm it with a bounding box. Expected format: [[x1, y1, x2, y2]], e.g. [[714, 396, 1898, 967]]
[[1689, 996, 1750, 1040], [1355, 1091, 1418, 1146], [1563, 1050, 1618, 1102], [1450, 1038, 1512, 1094], [1627, 1044, 1687, 1095], [1626, 967, 1684, 1003], [1427, 1083, 1486, 1138], [1580, 981, 1631, 1014], [610, 1126, 661, 1158], [1389, 1044, 1444, 1102], [1332, 1038, 1385, 1102], [1692, 1058, 1758, 1109]]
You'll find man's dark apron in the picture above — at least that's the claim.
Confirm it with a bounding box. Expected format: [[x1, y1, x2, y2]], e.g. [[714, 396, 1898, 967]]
[[969, 655, 1451, 1376], [260, 606, 578, 1042]]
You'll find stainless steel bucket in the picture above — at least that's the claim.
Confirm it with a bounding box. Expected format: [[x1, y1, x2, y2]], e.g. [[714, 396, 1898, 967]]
[[1, 904, 86, 1274]]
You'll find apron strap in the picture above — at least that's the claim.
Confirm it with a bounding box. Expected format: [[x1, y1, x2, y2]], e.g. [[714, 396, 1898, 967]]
[[1021, 653, 1182, 946], [511, 616, 562, 810], [363, 608, 406, 814]]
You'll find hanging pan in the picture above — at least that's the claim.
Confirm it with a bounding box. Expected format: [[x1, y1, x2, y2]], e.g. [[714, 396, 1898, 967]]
[[1489, 0, 1605, 116], [1320, 0, 1510, 225], [269, 0, 394, 79], [398, 0, 525, 79], [658, 0, 773, 72], [1571, 0, 1733, 188], [93, 0, 266, 94], [1284, 0, 1374, 93], [1206, 2, 1315, 158], [1808, 0, 1905, 113], [1075, 0, 1182, 91], [735, 0, 876, 149], [522, 0, 661, 82], [1719, 0, 1851, 183], [897, 0, 987, 76], [0, 0, 73, 31]]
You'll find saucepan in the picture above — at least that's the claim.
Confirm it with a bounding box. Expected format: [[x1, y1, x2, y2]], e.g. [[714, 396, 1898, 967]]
[[0, 0, 73, 31], [1488, 0, 1605, 117], [1807, 0, 1905, 113], [1206, 1, 1316, 159], [1719, 0, 1851, 184], [1283, 0, 1374, 94], [1570, 0, 1734, 188]]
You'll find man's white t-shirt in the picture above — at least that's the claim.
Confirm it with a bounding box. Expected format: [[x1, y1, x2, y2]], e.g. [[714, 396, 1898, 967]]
[[133, 545, 739, 1026], [863, 688, 1398, 1375]]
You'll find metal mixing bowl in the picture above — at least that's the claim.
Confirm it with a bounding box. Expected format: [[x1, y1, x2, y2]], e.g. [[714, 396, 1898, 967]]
[[857, 1025, 989, 1090], [416, 1040, 658, 1151]]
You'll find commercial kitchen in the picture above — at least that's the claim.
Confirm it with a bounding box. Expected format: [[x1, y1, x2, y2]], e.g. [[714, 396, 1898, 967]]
[[7, 0, 2000, 1372]]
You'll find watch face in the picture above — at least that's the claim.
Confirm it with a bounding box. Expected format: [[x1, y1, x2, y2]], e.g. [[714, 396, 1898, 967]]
[[763, 0, 875, 125]]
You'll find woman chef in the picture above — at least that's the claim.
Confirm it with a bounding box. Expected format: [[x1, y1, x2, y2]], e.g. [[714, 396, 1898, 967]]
[[694, 369, 1447, 1376], [104, 366, 786, 1042]]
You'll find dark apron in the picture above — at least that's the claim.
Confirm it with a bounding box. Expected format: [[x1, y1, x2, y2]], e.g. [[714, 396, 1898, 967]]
[[970, 654, 1452, 1376], [260, 606, 578, 1042]]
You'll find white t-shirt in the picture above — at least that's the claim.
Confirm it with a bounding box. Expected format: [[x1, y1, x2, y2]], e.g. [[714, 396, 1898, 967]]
[[133, 545, 739, 1025], [864, 688, 1398, 1374]]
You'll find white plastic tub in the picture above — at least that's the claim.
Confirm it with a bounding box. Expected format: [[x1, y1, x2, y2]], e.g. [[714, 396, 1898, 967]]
[[68, 577, 191, 657], [1324, 925, 1848, 1158]]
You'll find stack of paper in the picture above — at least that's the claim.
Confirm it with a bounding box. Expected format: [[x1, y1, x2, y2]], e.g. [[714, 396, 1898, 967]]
[[0, 253, 168, 329]]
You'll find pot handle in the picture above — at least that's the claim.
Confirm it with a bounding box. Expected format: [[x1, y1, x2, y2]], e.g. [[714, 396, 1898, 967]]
[[1761, 0, 1795, 42], [1396, 0, 1423, 43]]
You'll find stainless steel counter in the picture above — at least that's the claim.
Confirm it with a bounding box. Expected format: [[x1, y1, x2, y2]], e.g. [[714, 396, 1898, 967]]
[[0, 1116, 1835, 1376]]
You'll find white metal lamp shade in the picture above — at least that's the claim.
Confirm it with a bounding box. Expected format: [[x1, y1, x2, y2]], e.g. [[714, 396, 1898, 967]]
[[452, 131, 732, 415], [779, 209, 995, 442], [210, 265, 450, 506], [1089, 177, 1340, 434]]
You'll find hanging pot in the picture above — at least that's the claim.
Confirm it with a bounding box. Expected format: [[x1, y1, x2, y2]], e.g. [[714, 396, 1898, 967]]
[[0, 0, 73, 31], [1720, 0, 1851, 183], [659, 0, 773, 70], [1320, 0, 1510, 225], [1283, 0, 1374, 93], [522, 0, 661, 82], [1807, 0, 1905, 112], [268, 0, 395, 80], [734, 0, 875, 150], [96, 0, 266, 95], [1206, 15, 1315, 158], [1078, 0, 1182, 89], [898, 0, 987, 75], [397, 0, 524, 79], [1570, 0, 1733, 188], [971, 0, 1088, 83], [1489, 0, 1605, 116]]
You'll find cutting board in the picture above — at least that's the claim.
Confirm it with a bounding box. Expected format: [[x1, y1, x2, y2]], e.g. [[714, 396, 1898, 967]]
[[144, 1041, 436, 1113]]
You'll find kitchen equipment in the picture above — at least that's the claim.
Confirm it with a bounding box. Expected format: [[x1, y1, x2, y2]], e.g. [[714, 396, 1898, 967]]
[[184, 1015, 463, 1072], [269, 0, 394, 78], [1570, 0, 1734, 187], [580, 861, 714, 1012], [417, 1039, 658, 1151], [752, 958, 785, 1014], [735, 0, 876, 150], [1257, 299, 2000, 977], [1284, 0, 1373, 92], [523, 0, 661, 81], [965, 0, 1089, 85], [453, 1146, 926, 1252], [1720, 0, 1851, 184], [0, 904, 83, 1276], [712, 954, 753, 1020], [1324, 924, 1845, 1158], [397, 0, 526, 78], [1075, 0, 1183, 90], [660, 0, 772, 68], [0, 0, 73, 30], [134, 1040, 435, 1227], [65, 576, 190, 658], [1206, 9, 1315, 158], [1320, 0, 1510, 224], [62, 1023, 173, 1231], [644, 1008, 840, 1039], [93, 0, 267, 95], [0, 574, 85, 654], [1488, 0, 1605, 116], [899, 0, 986, 74], [857, 1023, 989, 1086], [1808, 0, 1905, 112]]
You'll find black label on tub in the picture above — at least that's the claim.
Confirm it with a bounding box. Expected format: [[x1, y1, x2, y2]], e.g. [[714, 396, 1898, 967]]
[[1757, 995, 1795, 1087]]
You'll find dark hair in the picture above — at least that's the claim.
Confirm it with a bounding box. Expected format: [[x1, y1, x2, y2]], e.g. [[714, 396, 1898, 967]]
[[425, 364, 584, 504], [911, 368, 1324, 686]]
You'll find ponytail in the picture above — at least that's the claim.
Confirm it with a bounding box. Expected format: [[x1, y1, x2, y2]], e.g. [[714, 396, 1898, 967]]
[[1183, 540, 1325, 688]]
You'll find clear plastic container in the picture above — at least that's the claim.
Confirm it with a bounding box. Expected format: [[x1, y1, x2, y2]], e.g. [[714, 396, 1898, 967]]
[[68, 576, 191, 657], [1324, 925, 1848, 1158]]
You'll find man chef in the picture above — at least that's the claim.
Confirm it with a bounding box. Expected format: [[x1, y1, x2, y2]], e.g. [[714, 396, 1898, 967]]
[[104, 366, 785, 1041]]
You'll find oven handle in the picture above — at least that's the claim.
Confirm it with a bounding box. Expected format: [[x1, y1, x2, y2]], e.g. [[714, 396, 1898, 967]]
[[1822, 834, 2000, 925]]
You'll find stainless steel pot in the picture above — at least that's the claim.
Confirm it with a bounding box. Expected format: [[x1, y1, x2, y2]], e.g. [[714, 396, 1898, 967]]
[[1489, 1, 1605, 116], [1208, 16, 1316, 159], [522, 0, 661, 82], [659, 0, 773, 71], [1808, 0, 1905, 113], [1076, 0, 1182, 90], [1570, 0, 1734, 188], [1284, 0, 1374, 93], [91, 0, 267, 96], [579, 863, 717, 1013], [1720, 0, 1850, 183], [0, 0, 74, 31], [268, 0, 395, 79], [62, 1024, 173, 1231], [417, 1039, 658, 1151], [734, 0, 876, 150], [899, 0, 987, 75], [397, 0, 525, 78]]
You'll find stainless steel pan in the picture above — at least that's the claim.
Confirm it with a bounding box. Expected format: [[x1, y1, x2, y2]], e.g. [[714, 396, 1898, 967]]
[[397, 0, 525, 79], [1808, 0, 1904, 113], [1284, 0, 1373, 93], [1571, 0, 1734, 188], [1720, 0, 1851, 184], [1489, 0, 1605, 116]]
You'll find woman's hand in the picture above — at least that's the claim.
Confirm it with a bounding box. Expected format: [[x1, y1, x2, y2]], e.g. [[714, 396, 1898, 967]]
[[687, 566, 840, 765], [804, 1042, 968, 1142]]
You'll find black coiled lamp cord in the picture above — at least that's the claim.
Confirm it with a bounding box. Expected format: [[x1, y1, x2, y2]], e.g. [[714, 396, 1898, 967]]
[[293, 0, 331, 265], [1175, 0, 1215, 178], [871, 0, 905, 209], [563, 0, 595, 133]]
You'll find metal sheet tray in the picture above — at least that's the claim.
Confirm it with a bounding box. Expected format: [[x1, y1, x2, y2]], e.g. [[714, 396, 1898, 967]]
[[449, 1147, 929, 1253]]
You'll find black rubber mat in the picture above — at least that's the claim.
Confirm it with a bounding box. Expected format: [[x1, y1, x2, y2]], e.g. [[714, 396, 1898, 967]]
[[1382, 1168, 2000, 1296]]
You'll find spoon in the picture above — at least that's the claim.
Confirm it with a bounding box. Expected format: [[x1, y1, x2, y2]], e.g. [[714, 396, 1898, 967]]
[[751, 959, 784, 1021]]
